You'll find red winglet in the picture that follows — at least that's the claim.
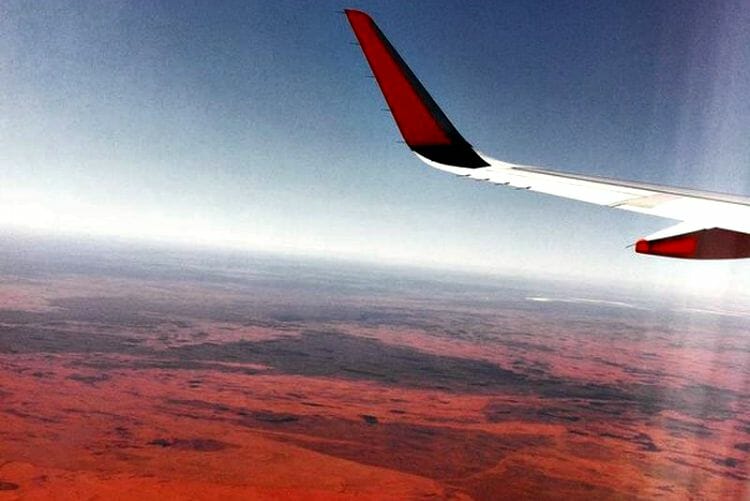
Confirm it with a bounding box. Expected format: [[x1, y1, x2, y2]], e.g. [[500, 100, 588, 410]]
[[345, 9, 488, 168]]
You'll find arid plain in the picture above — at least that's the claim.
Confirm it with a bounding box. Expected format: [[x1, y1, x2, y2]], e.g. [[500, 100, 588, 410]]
[[1, 235, 749, 500]]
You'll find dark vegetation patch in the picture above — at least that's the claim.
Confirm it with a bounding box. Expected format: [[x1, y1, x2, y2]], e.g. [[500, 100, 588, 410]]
[[4, 408, 59, 424], [592, 356, 667, 380], [164, 330, 528, 392], [34, 296, 165, 327], [300, 401, 326, 408], [0, 481, 19, 491], [164, 398, 549, 480], [734, 443, 750, 452], [250, 411, 299, 424], [599, 431, 659, 452], [147, 437, 235, 452], [484, 380, 736, 423], [272, 416, 548, 480], [662, 417, 713, 438], [114, 426, 131, 439], [486, 403, 590, 424], [0, 325, 151, 356], [80, 357, 261, 375], [538, 408, 581, 422], [713, 457, 741, 468], [360, 414, 378, 425], [485, 401, 619, 425], [67, 373, 110, 385], [0, 309, 50, 324], [511, 359, 550, 376], [565, 440, 618, 462], [165, 399, 300, 424], [503, 340, 555, 353], [462, 463, 634, 501], [662, 384, 737, 420], [568, 429, 589, 436]]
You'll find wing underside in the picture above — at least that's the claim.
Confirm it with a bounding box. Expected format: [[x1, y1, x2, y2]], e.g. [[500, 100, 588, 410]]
[[345, 9, 750, 259]]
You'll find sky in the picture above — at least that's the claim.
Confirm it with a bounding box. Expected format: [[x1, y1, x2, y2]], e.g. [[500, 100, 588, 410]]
[[2, 0, 750, 298]]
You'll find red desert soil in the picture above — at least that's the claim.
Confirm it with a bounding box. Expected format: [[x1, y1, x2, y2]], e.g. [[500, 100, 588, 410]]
[[1, 263, 749, 500]]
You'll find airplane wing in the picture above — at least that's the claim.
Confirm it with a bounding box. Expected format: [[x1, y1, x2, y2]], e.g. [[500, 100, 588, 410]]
[[344, 9, 750, 259]]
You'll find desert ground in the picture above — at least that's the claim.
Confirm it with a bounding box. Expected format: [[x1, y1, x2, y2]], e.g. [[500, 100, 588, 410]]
[[1, 235, 749, 500]]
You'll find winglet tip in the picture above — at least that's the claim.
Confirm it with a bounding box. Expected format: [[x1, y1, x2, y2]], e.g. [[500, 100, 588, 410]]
[[343, 9, 371, 20]]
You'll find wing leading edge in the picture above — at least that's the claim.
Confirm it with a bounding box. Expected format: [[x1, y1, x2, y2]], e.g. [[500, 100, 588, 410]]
[[344, 9, 750, 259]]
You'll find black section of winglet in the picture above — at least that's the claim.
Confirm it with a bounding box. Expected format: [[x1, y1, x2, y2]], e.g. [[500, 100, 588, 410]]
[[412, 145, 489, 168]]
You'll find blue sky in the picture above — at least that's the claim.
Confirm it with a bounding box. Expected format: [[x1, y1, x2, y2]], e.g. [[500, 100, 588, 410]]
[[2, 0, 750, 297]]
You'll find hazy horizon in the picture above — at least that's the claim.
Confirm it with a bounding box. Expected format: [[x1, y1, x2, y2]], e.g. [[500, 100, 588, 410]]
[[2, 0, 750, 296]]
